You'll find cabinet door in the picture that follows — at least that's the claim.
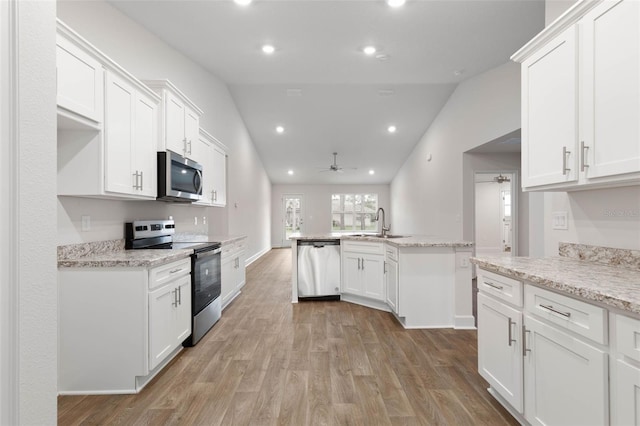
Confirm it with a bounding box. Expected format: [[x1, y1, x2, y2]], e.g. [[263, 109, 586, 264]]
[[133, 92, 158, 198], [524, 315, 608, 426], [236, 252, 246, 290], [581, 0, 640, 179], [362, 254, 385, 301], [477, 293, 523, 413], [104, 71, 134, 195], [148, 284, 175, 370], [342, 254, 363, 295], [194, 136, 213, 205], [57, 37, 104, 123], [174, 276, 192, 344], [221, 256, 236, 306], [211, 145, 227, 206], [165, 92, 186, 156], [521, 25, 579, 188], [385, 259, 398, 313], [184, 106, 200, 160], [613, 359, 640, 426]]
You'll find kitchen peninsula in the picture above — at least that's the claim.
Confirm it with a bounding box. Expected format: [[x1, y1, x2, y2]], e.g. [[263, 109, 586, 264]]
[[290, 233, 474, 329]]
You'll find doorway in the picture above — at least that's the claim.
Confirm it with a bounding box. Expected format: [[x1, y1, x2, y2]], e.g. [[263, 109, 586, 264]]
[[282, 194, 304, 247], [474, 172, 517, 258]]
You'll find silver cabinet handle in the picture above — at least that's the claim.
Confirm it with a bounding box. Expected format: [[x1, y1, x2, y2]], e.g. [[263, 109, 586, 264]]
[[383, 261, 387, 274], [183, 137, 188, 156], [508, 318, 516, 346], [539, 304, 571, 318], [132, 171, 137, 189], [523, 326, 531, 356], [357, 258, 361, 270], [213, 190, 217, 202], [172, 288, 178, 307], [132, 171, 142, 190], [178, 286, 182, 305], [169, 268, 183, 274], [140, 171, 143, 190], [361, 258, 365, 271], [188, 139, 192, 155], [562, 146, 571, 175], [483, 280, 503, 291], [580, 141, 589, 172]]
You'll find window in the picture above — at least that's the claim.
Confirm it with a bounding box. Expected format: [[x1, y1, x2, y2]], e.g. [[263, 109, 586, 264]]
[[331, 193, 378, 233]]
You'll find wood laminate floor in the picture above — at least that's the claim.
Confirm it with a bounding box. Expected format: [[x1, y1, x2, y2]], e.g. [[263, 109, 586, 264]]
[[58, 248, 518, 425]]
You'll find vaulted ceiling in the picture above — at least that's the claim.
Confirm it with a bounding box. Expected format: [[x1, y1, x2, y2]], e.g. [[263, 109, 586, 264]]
[[109, 0, 544, 184]]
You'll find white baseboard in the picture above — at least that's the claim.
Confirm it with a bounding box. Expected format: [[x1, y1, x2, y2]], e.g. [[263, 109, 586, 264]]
[[454, 315, 477, 329], [245, 246, 270, 267]]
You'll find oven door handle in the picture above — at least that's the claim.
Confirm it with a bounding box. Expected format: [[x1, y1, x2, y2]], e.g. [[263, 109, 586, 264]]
[[195, 248, 222, 259]]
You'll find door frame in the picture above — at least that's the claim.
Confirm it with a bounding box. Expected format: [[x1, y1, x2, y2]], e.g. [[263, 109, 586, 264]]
[[1, 0, 19, 423], [472, 171, 519, 259], [282, 194, 304, 247]]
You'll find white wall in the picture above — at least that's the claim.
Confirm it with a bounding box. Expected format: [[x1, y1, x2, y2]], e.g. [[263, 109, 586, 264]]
[[56, 1, 271, 259], [1, 1, 58, 424], [390, 62, 521, 240], [545, 0, 577, 25], [271, 184, 390, 247]]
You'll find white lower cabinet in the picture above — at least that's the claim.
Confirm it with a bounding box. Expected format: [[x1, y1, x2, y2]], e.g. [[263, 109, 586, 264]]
[[477, 293, 523, 413], [523, 314, 608, 426], [148, 273, 191, 371], [385, 257, 398, 314], [58, 257, 191, 394], [221, 239, 246, 309], [341, 241, 385, 302], [611, 313, 640, 425]]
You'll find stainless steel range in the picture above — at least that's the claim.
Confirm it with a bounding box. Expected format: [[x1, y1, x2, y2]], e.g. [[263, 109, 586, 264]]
[[125, 219, 221, 346]]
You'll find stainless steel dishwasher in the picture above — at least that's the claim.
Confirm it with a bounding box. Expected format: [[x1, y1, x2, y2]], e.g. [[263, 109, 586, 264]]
[[297, 240, 341, 299]]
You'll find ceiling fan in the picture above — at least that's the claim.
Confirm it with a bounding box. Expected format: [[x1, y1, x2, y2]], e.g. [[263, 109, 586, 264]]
[[318, 152, 357, 173]]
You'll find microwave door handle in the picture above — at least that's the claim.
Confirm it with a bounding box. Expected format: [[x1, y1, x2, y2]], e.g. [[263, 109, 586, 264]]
[[194, 170, 203, 194]]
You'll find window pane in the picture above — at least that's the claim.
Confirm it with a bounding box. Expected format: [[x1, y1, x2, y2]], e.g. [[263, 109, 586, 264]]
[[330, 193, 378, 233]]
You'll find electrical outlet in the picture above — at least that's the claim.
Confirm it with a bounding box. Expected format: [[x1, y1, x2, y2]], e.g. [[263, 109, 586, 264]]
[[552, 211, 568, 230], [81, 215, 91, 232], [460, 257, 470, 268], [203, 216, 207, 225], [194, 216, 198, 225]]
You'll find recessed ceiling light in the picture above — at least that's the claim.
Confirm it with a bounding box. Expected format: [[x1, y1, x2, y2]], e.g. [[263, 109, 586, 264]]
[[369, 170, 375, 175], [363, 46, 377, 56], [234, 0, 252, 5], [387, 0, 406, 7], [454, 69, 465, 76], [387, 125, 397, 133], [262, 44, 275, 54], [288, 170, 294, 175], [276, 126, 284, 133]]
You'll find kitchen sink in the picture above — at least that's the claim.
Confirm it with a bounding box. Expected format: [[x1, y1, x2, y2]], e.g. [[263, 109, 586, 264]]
[[348, 233, 406, 239], [378, 234, 406, 239]]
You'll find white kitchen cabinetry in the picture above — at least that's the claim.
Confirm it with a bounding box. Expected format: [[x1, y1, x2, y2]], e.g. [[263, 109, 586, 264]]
[[104, 71, 158, 198], [195, 129, 228, 207], [221, 239, 246, 309], [57, 20, 160, 200], [477, 269, 524, 413], [341, 241, 385, 304], [148, 261, 191, 371], [513, 0, 640, 191], [58, 257, 191, 394], [143, 80, 203, 161], [384, 245, 399, 314], [56, 26, 104, 126], [611, 313, 640, 425]]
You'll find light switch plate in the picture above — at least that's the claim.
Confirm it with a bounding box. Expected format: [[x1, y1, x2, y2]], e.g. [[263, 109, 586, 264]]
[[552, 211, 568, 230], [81, 215, 91, 232]]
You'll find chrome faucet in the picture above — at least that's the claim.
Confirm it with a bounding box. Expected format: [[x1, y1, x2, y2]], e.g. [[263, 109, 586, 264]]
[[375, 207, 390, 237]]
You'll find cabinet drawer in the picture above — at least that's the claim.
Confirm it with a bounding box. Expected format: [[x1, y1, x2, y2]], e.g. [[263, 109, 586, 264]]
[[478, 269, 523, 307], [149, 257, 191, 290], [525, 285, 607, 344], [385, 244, 398, 262], [614, 313, 640, 363], [342, 241, 384, 255]]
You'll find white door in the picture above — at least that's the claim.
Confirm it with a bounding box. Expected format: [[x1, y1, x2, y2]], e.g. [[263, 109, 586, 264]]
[[522, 25, 579, 188], [184, 106, 199, 160], [341, 254, 362, 295], [148, 284, 174, 370], [524, 315, 608, 426], [581, 0, 640, 179], [174, 276, 192, 344], [194, 135, 213, 205], [613, 359, 640, 425], [362, 255, 385, 301], [477, 293, 523, 413], [133, 92, 157, 198], [165, 92, 185, 155], [385, 259, 398, 313], [211, 144, 226, 206], [474, 173, 516, 259], [104, 71, 134, 195], [282, 194, 304, 247]]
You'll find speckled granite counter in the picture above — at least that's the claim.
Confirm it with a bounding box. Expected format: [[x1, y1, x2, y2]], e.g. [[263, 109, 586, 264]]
[[289, 233, 473, 248], [58, 239, 191, 268], [471, 254, 640, 315]]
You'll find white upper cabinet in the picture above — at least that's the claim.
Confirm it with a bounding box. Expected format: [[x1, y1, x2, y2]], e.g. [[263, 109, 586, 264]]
[[57, 20, 160, 200], [513, 0, 640, 191], [56, 30, 104, 126], [143, 80, 203, 162], [194, 129, 228, 207]]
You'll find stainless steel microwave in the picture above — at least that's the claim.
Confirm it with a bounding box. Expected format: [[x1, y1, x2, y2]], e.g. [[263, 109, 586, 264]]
[[157, 151, 203, 202]]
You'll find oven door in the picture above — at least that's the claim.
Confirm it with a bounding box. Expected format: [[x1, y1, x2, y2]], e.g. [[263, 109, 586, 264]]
[[157, 151, 203, 202], [192, 247, 222, 314]]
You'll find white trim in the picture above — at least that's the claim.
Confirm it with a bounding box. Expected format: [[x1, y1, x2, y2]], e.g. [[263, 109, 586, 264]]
[[0, 0, 19, 423], [244, 246, 270, 267], [454, 315, 477, 330]]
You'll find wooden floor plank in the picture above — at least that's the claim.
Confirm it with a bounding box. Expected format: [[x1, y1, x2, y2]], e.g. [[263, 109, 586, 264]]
[[58, 248, 517, 426]]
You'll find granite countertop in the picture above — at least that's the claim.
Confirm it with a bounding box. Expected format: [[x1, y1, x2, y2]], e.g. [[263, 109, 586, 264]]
[[471, 255, 640, 315], [289, 233, 473, 248]]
